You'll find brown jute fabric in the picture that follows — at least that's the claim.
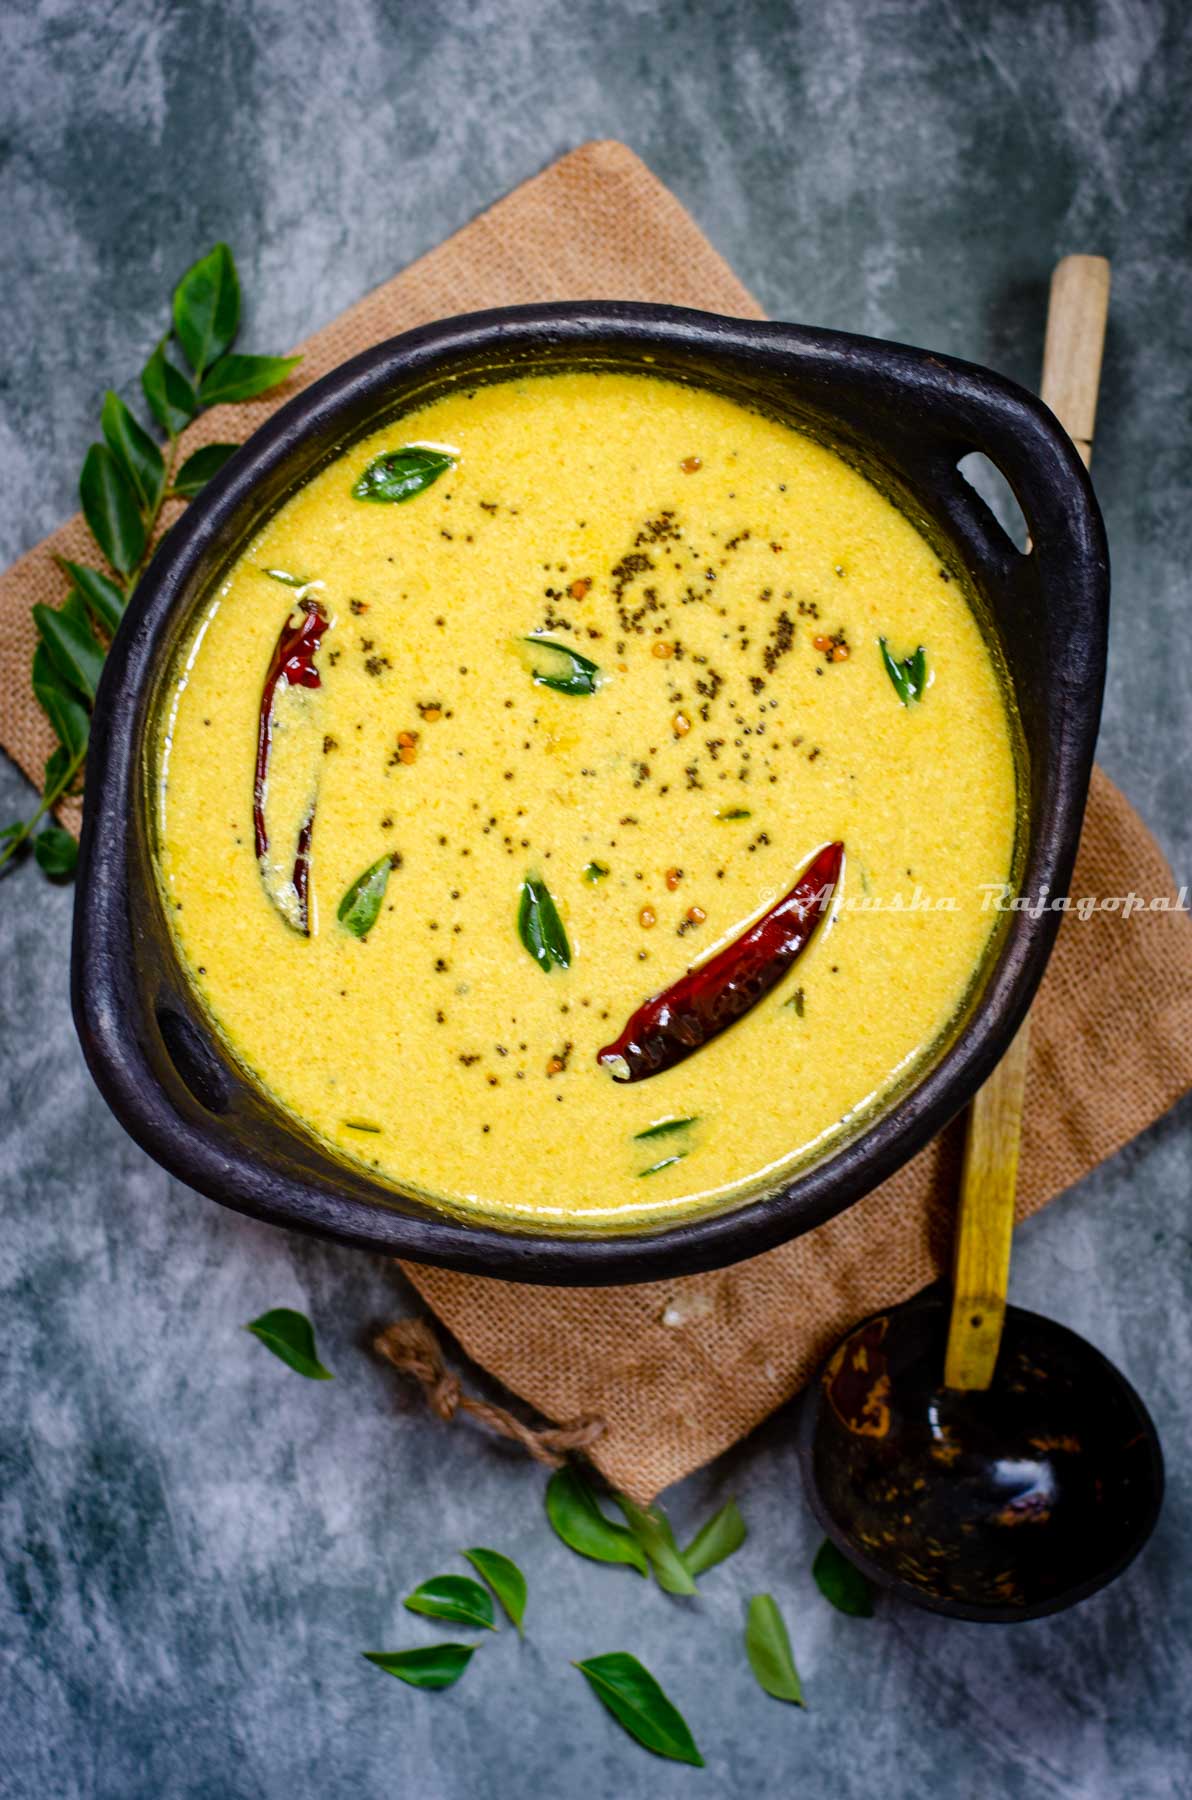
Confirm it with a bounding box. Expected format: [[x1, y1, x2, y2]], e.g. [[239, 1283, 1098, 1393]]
[[5, 141, 1191, 1501]]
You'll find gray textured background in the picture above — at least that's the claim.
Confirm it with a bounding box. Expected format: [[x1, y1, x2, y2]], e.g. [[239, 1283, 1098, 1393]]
[[2, 2, 1190, 1796]]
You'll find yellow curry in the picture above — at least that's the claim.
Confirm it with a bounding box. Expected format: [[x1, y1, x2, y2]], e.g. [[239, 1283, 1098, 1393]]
[[156, 371, 1018, 1225]]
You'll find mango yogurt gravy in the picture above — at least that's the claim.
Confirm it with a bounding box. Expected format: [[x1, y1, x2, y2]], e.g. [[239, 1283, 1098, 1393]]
[[156, 370, 1018, 1225]]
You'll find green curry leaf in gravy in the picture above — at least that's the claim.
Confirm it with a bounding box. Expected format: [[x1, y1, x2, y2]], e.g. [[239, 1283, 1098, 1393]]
[[337, 855, 396, 938], [517, 875, 571, 972], [879, 637, 928, 705], [522, 636, 602, 697], [352, 445, 455, 504]]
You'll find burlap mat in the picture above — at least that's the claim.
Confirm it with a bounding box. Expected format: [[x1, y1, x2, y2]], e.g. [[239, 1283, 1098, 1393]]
[[6, 142, 1191, 1501]]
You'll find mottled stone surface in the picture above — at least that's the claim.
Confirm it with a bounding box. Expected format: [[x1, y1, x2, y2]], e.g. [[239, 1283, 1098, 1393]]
[[1, 2, 1190, 1795]]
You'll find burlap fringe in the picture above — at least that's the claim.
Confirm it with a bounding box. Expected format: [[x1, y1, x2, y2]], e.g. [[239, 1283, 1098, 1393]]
[[373, 1318, 607, 1467]]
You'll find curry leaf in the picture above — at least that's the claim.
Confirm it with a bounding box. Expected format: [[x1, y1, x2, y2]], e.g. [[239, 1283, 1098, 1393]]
[[337, 855, 394, 938], [43, 745, 77, 802], [517, 875, 570, 972], [573, 1653, 703, 1766], [34, 827, 78, 877], [198, 353, 300, 407], [523, 635, 601, 697], [545, 1467, 648, 1576], [404, 1575, 496, 1632], [745, 1593, 805, 1706], [362, 1645, 475, 1690], [681, 1499, 747, 1578], [32, 646, 90, 757], [173, 242, 240, 376], [462, 1548, 527, 1636], [879, 637, 928, 705], [142, 338, 197, 434], [352, 446, 454, 504], [173, 443, 239, 499], [262, 567, 310, 588], [54, 559, 125, 634], [812, 1539, 875, 1616], [80, 444, 145, 575], [614, 1495, 698, 1595], [245, 1307, 333, 1379], [634, 1117, 697, 1141], [33, 602, 105, 701], [583, 860, 610, 882], [100, 390, 165, 513]]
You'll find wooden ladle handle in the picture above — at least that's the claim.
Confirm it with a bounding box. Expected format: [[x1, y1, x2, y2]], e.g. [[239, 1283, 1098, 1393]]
[[944, 254, 1111, 1391]]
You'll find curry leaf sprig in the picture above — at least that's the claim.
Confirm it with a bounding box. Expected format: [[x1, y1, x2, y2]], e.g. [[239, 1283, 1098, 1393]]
[[0, 243, 300, 880]]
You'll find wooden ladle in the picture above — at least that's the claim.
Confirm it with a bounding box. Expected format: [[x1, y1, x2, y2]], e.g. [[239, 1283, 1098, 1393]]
[[799, 258, 1165, 1620]]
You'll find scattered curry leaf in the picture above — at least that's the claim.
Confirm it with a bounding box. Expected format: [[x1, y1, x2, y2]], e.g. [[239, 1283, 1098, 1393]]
[[100, 390, 165, 513], [79, 444, 145, 575], [337, 855, 394, 938], [142, 338, 197, 435], [54, 559, 125, 635], [245, 1307, 333, 1379], [573, 1653, 703, 1766], [518, 875, 570, 972], [614, 1495, 698, 1595], [404, 1574, 496, 1632], [33, 602, 105, 701], [173, 443, 239, 499], [681, 1499, 747, 1578], [879, 637, 928, 705], [342, 1119, 382, 1133], [262, 567, 310, 587], [583, 860, 610, 882], [715, 806, 752, 821], [173, 242, 240, 376], [523, 635, 601, 696], [362, 1645, 475, 1689], [638, 1154, 685, 1177], [462, 1547, 527, 1636], [352, 446, 454, 504], [745, 1593, 805, 1706], [545, 1467, 648, 1576], [812, 1539, 875, 1617], [33, 827, 78, 877], [198, 353, 300, 407]]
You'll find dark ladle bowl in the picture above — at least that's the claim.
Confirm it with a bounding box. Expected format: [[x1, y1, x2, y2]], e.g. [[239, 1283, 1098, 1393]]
[[798, 1289, 1164, 1620]]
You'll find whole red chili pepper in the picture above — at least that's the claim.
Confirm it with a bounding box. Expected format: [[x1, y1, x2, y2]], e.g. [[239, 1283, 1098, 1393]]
[[254, 600, 327, 934], [597, 840, 843, 1082]]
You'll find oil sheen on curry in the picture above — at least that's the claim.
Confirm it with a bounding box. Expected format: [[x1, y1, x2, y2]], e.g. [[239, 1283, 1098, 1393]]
[[156, 371, 1018, 1225]]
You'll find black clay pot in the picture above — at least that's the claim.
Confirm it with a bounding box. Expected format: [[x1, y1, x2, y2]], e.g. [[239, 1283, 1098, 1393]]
[[72, 303, 1108, 1283]]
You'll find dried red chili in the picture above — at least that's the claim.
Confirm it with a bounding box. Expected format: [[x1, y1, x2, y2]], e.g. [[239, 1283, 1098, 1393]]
[[253, 600, 328, 934], [597, 840, 843, 1082]]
